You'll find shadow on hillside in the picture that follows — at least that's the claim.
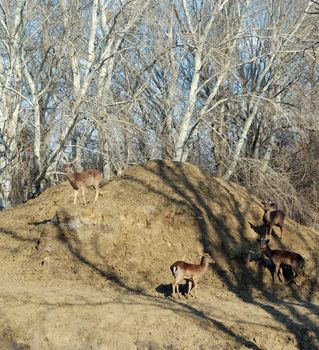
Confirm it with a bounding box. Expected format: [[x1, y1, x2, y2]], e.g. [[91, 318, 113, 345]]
[[249, 222, 266, 236], [155, 283, 172, 297], [131, 160, 319, 349], [249, 222, 283, 243], [0, 227, 37, 243], [54, 215, 263, 349], [55, 160, 319, 349]]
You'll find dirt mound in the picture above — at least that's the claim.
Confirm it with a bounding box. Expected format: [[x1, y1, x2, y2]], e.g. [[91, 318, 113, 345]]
[[0, 160, 318, 349]]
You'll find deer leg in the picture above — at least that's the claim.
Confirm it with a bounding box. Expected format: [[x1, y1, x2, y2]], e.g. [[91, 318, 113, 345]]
[[173, 276, 182, 299], [268, 224, 273, 241], [176, 282, 181, 298], [275, 265, 284, 283], [172, 281, 181, 299], [74, 190, 78, 205], [290, 268, 301, 286], [94, 186, 100, 202], [81, 188, 87, 205], [273, 265, 279, 283], [187, 280, 193, 297], [278, 267, 284, 283], [193, 279, 198, 298], [172, 282, 176, 298], [291, 275, 300, 287]]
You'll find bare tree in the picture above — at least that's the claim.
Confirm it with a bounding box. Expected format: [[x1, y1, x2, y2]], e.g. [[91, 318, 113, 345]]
[[0, 0, 318, 226]]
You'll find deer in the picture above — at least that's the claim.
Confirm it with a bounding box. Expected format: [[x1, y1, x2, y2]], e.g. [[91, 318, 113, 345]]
[[262, 201, 285, 241], [259, 237, 305, 286], [170, 253, 215, 299], [64, 163, 102, 205]]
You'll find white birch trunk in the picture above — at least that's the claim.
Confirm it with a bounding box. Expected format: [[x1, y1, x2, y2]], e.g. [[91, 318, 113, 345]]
[[173, 1, 231, 161], [223, 0, 313, 180], [260, 132, 276, 173], [22, 59, 42, 174], [163, 5, 177, 156], [223, 55, 276, 180], [0, 2, 26, 207], [173, 50, 202, 161]]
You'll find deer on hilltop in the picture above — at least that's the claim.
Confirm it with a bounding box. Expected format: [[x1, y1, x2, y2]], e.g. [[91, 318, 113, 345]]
[[64, 163, 102, 205], [259, 237, 305, 286], [170, 253, 215, 298], [262, 201, 285, 241]]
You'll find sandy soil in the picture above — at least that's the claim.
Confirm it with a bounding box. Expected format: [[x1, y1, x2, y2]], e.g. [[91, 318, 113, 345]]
[[0, 160, 318, 349]]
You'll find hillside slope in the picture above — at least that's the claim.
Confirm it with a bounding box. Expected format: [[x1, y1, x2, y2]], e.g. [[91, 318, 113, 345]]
[[0, 160, 318, 349]]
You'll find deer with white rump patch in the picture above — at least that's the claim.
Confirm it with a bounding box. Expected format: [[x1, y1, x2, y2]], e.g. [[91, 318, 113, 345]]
[[170, 253, 215, 298], [262, 201, 285, 241], [64, 163, 102, 205], [259, 237, 305, 286]]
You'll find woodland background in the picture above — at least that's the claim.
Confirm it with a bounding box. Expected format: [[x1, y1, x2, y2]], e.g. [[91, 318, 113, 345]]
[[0, 0, 318, 225]]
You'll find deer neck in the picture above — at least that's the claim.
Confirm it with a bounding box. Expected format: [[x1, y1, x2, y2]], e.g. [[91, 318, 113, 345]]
[[263, 244, 273, 259], [264, 209, 271, 222], [200, 257, 209, 272], [65, 167, 76, 184]]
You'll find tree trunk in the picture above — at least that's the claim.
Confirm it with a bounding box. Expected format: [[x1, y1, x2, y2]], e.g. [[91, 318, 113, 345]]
[[173, 50, 202, 161]]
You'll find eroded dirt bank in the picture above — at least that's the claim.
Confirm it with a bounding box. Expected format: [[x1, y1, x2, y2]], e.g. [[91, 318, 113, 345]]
[[0, 160, 318, 349]]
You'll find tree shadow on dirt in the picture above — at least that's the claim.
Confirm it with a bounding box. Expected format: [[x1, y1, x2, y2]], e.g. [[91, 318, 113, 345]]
[[53, 206, 263, 349], [0, 227, 37, 243], [249, 222, 267, 236], [52, 160, 318, 349], [130, 160, 319, 349]]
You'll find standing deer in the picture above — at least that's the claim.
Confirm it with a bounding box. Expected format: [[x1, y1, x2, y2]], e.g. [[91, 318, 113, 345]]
[[259, 237, 305, 286], [170, 253, 215, 298], [262, 201, 285, 241], [64, 163, 102, 205]]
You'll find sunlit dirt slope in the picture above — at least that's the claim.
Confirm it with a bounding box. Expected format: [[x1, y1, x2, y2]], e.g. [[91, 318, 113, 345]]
[[0, 160, 318, 349]]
